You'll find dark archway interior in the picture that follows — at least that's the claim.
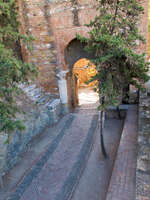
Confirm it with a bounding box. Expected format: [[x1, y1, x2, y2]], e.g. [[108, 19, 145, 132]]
[[64, 39, 98, 109], [64, 38, 94, 72]]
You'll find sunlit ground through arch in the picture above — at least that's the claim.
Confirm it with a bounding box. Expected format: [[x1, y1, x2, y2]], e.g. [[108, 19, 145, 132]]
[[73, 58, 99, 106]]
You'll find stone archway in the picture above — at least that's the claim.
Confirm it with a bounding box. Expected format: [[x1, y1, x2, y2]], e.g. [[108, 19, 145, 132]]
[[64, 38, 96, 110]]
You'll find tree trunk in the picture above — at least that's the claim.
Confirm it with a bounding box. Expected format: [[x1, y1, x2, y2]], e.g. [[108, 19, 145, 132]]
[[117, 106, 121, 119], [99, 97, 107, 158], [122, 84, 129, 104]]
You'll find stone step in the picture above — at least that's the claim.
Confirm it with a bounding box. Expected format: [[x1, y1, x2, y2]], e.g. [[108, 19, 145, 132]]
[[106, 105, 137, 200], [7, 111, 98, 200]]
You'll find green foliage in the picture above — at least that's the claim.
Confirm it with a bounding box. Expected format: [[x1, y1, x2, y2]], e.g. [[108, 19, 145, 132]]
[[77, 0, 150, 110], [0, 0, 37, 134]]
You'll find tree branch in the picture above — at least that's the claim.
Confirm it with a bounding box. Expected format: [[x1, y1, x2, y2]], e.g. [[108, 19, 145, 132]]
[[110, 0, 120, 34]]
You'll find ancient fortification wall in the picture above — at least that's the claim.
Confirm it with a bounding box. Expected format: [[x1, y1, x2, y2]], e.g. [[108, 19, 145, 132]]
[[18, 0, 149, 91], [18, 0, 98, 94], [138, 0, 149, 53]]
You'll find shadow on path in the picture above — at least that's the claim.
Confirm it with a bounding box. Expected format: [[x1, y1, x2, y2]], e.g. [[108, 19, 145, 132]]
[[72, 118, 124, 200]]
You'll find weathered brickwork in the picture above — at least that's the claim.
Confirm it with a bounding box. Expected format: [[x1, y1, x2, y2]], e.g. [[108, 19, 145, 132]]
[[138, 0, 149, 54], [19, 0, 149, 93], [19, 0, 98, 94], [19, 0, 58, 93]]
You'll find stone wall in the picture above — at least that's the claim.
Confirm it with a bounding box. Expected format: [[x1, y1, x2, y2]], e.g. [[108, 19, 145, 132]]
[[136, 1, 150, 199], [138, 0, 149, 54], [136, 90, 150, 200], [18, 0, 149, 110], [19, 0, 59, 93], [19, 0, 98, 94], [0, 84, 62, 184]]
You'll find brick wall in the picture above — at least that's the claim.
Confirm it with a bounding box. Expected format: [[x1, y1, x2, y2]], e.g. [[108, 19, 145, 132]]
[[138, 0, 149, 54], [19, 0, 149, 93], [19, 0, 58, 93], [19, 0, 98, 94]]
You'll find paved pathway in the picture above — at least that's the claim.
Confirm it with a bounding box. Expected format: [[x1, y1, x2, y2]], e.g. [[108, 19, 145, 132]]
[[0, 114, 75, 200], [1, 104, 137, 200], [106, 105, 138, 200], [6, 107, 99, 200], [72, 118, 124, 200]]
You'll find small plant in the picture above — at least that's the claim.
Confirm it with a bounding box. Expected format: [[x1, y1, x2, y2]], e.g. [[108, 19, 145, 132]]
[[0, 0, 37, 135], [77, 0, 150, 157]]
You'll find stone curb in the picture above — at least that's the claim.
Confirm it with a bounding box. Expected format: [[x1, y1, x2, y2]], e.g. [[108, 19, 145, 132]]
[[106, 105, 137, 200], [136, 90, 150, 200]]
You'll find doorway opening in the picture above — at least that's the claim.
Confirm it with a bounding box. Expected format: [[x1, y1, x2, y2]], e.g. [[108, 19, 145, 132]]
[[72, 58, 99, 106], [64, 38, 98, 110]]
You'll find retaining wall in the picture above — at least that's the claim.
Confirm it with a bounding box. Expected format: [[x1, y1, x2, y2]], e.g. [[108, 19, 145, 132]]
[[136, 90, 150, 199], [0, 84, 62, 184]]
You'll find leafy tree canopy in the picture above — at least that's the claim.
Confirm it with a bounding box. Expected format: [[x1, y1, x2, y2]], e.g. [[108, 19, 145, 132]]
[[77, 0, 150, 110], [0, 0, 37, 134]]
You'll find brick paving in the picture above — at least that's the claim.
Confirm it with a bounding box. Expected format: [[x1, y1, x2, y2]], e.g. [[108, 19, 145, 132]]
[[7, 109, 98, 200], [0, 114, 74, 200], [106, 105, 138, 200], [1, 104, 138, 200], [72, 118, 124, 200]]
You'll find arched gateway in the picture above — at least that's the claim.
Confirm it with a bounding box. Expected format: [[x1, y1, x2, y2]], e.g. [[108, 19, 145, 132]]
[[18, 0, 149, 112], [64, 39, 96, 111]]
